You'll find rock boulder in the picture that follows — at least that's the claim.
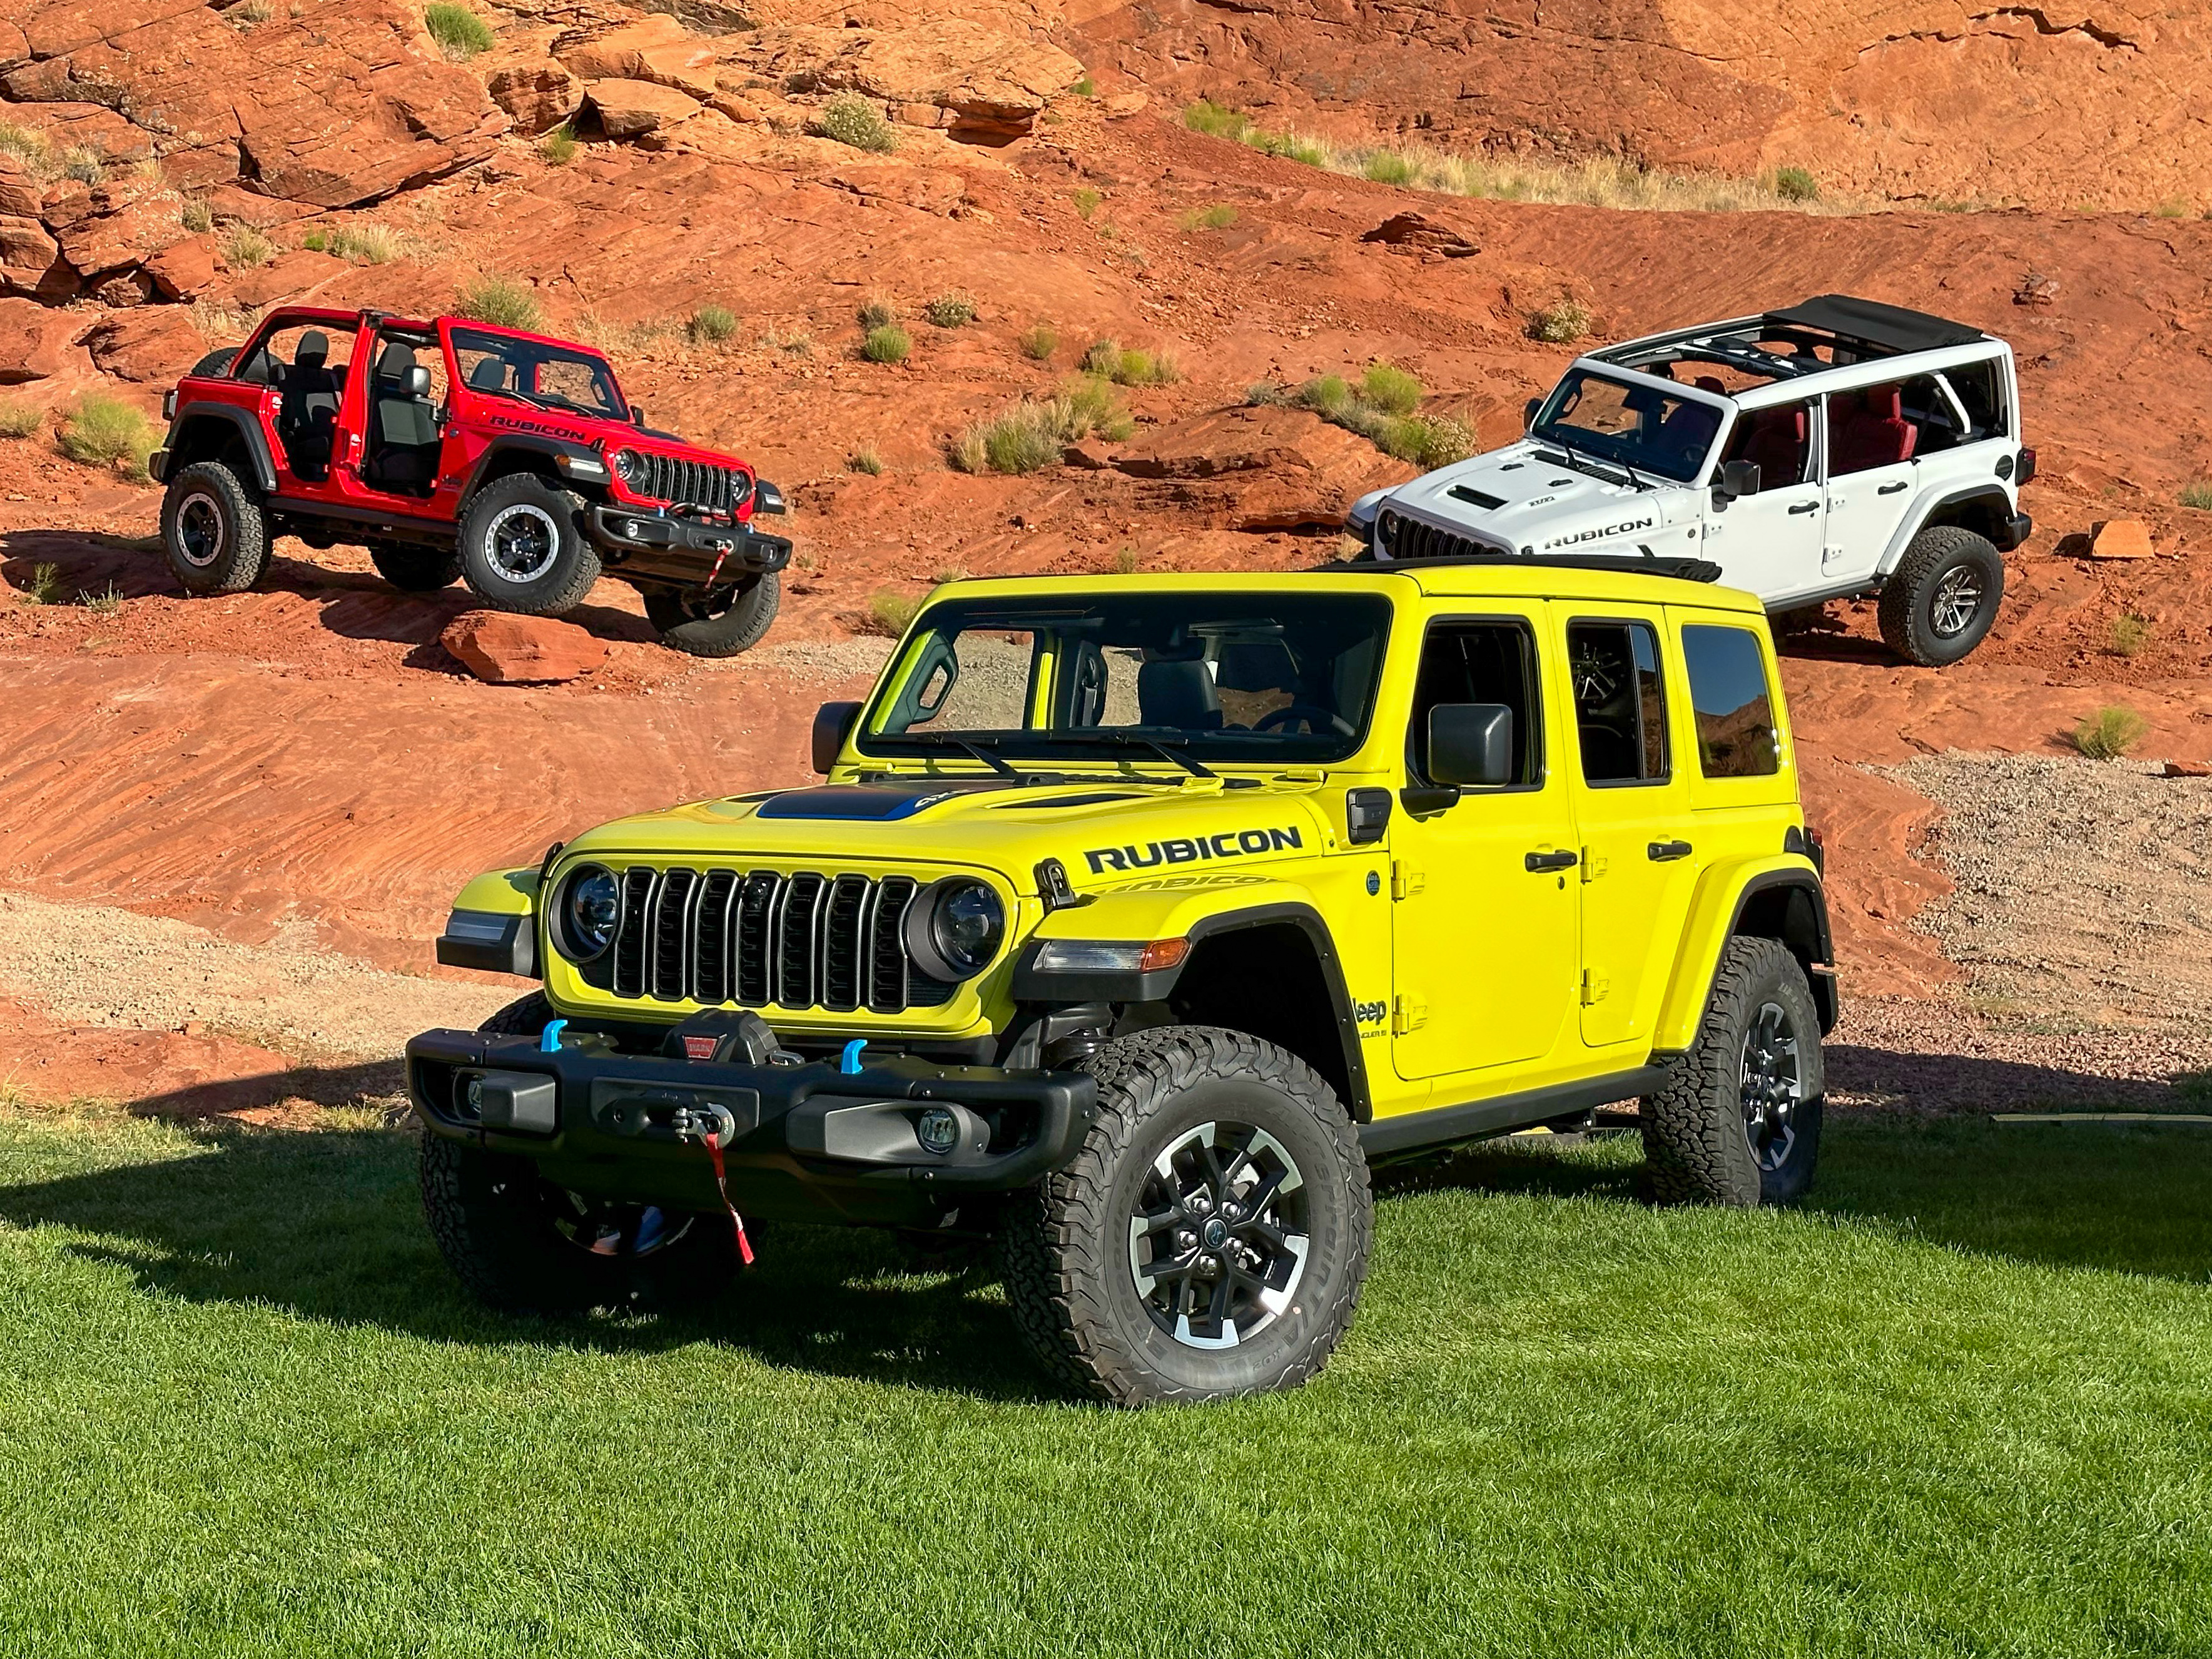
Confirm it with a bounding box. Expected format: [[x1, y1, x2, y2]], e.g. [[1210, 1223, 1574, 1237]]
[[441, 613, 607, 684]]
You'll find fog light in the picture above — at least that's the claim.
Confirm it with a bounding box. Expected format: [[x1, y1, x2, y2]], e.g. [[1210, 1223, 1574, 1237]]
[[916, 1107, 960, 1155]]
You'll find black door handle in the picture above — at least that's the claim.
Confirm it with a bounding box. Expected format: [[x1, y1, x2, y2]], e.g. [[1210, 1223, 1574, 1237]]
[[1878, 481, 1908, 495], [1787, 501, 1818, 515], [1525, 849, 1578, 872], [1647, 839, 1693, 862]]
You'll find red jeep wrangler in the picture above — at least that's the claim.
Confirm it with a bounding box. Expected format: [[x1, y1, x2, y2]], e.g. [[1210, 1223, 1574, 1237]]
[[149, 307, 792, 656]]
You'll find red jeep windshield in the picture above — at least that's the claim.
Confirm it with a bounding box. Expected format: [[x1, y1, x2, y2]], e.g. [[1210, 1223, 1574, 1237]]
[[449, 327, 627, 421]]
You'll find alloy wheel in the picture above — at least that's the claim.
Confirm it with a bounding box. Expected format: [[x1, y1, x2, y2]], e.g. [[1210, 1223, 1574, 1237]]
[[1928, 564, 1985, 637], [484, 502, 562, 583], [1740, 999, 1803, 1172], [1127, 1120, 1311, 1350], [175, 492, 225, 568]]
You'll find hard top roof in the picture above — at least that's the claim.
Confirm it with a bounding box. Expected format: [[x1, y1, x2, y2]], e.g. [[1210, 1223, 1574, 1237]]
[[935, 562, 1764, 614], [1762, 294, 1987, 354]]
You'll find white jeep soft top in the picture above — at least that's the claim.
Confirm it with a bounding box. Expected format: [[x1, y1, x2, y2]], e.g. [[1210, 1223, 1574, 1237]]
[[1347, 294, 2035, 666]]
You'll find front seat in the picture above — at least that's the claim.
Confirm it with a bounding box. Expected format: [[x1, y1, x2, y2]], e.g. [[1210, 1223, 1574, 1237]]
[[278, 330, 341, 479], [467, 355, 512, 393], [1135, 657, 1223, 731], [363, 342, 442, 494]]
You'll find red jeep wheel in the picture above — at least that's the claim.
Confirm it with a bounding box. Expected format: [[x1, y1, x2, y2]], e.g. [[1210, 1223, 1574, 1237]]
[[643, 572, 781, 657], [457, 474, 602, 616]]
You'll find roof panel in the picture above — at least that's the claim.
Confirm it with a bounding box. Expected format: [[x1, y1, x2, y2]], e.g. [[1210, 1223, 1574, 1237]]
[[1763, 293, 1986, 353]]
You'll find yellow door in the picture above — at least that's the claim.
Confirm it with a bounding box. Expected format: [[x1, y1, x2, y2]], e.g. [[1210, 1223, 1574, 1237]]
[[1389, 611, 1581, 1081], [1553, 609, 1702, 1048]]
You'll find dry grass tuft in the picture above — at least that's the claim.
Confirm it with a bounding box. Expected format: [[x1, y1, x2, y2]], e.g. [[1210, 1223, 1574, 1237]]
[[57, 397, 156, 479], [455, 276, 540, 331], [816, 94, 895, 153], [2071, 706, 2148, 760], [856, 587, 921, 637], [861, 324, 911, 365]]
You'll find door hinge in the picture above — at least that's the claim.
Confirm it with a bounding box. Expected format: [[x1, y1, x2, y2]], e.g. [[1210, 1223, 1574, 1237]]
[[1391, 994, 1428, 1034], [1579, 848, 1607, 883], [1391, 860, 1425, 900], [1580, 969, 1610, 1006]]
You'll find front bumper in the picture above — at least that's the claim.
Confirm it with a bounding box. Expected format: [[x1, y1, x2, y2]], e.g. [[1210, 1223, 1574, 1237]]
[[407, 1029, 1098, 1226], [586, 505, 793, 588]]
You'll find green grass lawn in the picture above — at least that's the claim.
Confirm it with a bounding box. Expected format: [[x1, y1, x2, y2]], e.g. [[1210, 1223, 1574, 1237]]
[[1, 1107, 2208, 1657]]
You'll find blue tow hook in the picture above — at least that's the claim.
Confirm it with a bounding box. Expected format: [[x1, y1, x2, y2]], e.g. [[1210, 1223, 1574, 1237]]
[[840, 1039, 867, 1075], [540, 1019, 567, 1053]]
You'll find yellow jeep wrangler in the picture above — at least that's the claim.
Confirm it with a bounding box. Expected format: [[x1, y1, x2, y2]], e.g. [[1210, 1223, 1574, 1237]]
[[410, 556, 1835, 1404]]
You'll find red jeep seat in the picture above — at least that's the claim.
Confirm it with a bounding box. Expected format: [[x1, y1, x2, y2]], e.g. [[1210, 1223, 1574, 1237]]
[[1733, 405, 1808, 486], [1830, 385, 1916, 473]]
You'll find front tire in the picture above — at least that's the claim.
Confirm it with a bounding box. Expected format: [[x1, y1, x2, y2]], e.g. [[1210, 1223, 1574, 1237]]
[[1000, 1027, 1372, 1406], [1641, 936, 1824, 1207], [643, 572, 781, 657], [160, 460, 268, 594], [418, 992, 739, 1312], [369, 540, 460, 592], [457, 474, 601, 616], [1878, 525, 2003, 666]]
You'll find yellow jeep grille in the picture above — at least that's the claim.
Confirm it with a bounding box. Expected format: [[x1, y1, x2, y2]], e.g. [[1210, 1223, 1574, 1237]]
[[579, 866, 957, 1015]]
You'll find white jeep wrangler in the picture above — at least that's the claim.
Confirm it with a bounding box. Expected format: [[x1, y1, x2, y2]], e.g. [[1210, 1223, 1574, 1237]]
[[1347, 295, 2034, 666]]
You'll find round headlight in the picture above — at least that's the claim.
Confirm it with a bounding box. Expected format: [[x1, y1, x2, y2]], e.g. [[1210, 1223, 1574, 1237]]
[[561, 865, 621, 961], [611, 447, 646, 486], [905, 878, 1004, 981]]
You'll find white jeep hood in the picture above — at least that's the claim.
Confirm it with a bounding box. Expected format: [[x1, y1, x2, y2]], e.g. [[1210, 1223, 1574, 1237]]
[[1367, 440, 1703, 558]]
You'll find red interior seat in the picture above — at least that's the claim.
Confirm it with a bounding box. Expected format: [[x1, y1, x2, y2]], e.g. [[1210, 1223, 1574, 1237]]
[[1830, 384, 1916, 472]]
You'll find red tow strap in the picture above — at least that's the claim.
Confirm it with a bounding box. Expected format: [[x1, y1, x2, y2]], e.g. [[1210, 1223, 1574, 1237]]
[[703, 1131, 755, 1266]]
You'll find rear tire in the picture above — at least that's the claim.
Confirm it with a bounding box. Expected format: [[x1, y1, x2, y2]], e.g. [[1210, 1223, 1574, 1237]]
[[369, 541, 460, 592], [457, 474, 601, 616], [160, 459, 268, 595], [1641, 936, 1824, 1207], [1878, 525, 2003, 666], [643, 572, 781, 657], [999, 1026, 1371, 1406], [187, 348, 238, 378], [417, 992, 739, 1312]]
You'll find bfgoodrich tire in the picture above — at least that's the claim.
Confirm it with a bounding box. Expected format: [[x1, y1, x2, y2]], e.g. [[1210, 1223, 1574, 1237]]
[[418, 993, 739, 1312], [1641, 936, 1824, 1207], [1879, 525, 2004, 667], [999, 1026, 1372, 1406], [369, 540, 460, 592], [643, 573, 781, 657], [457, 474, 601, 616], [160, 459, 268, 594]]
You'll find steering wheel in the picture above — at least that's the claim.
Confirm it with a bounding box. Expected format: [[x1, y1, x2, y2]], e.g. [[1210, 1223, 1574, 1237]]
[[1256, 703, 1356, 737]]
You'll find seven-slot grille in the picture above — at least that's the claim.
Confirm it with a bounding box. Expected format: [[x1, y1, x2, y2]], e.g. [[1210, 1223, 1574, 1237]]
[[1379, 510, 1510, 561], [587, 866, 958, 1014], [626, 452, 748, 515]]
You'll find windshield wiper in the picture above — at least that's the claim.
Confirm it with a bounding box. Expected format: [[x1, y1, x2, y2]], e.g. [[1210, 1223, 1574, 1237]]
[[1543, 432, 1644, 491], [1048, 731, 1216, 779], [886, 733, 1028, 780]]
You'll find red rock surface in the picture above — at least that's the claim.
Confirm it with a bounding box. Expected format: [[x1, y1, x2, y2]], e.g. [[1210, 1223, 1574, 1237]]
[[442, 611, 609, 683]]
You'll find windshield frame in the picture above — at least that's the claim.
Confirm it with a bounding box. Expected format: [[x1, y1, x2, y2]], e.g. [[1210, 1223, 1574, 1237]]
[[1532, 366, 1727, 485], [853, 590, 1396, 769], [444, 322, 630, 422]]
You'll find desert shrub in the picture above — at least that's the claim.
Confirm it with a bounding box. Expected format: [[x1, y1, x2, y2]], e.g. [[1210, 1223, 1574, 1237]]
[[1361, 362, 1422, 416], [78, 581, 124, 616], [858, 587, 920, 637], [1177, 205, 1237, 231], [2179, 480, 2212, 510], [539, 123, 578, 165], [1079, 337, 1121, 378], [1244, 381, 1289, 407], [1018, 325, 1058, 361], [0, 122, 54, 177], [948, 383, 1132, 475], [325, 223, 401, 264], [0, 403, 45, 439], [302, 228, 327, 251], [1082, 340, 1179, 387], [816, 94, 895, 153], [923, 290, 977, 328], [455, 276, 541, 330], [1297, 374, 1352, 419], [2072, 705, 2148, 760], [424, 3, 492, 58], [60, 146, 103, 186], [1060, 377, 1134, 440], [857, 294, 898, 330], [230, 0, 275, 26], [57, 395, 156, 479], [1182, 100, 1252, 141], [1380, 413, 1475, 469], [20, 562, 62, 604], [847, 446, 884, 475], [861, 324, 911, 364], [1772, 166, 1820, 201], [1362, 151, 1416, 186], [2156, 198, 2188, 218], [931, 564, 968, 584], [687, 305, 739, 345], [180, 198, 214, 233], [762, 328, 813, 357], [221, 224, 274, 269], [1252, 131, 1327, 166], [1529, 300, 1592, 343], [2106, 614, 2151, 658], [1072, 77, 1095, 98], [1072, 187, 1102, 220], [1111, 545, 1141, 574]]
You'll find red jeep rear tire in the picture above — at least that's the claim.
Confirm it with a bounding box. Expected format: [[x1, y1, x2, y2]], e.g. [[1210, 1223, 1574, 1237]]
[[160, 460, 268, 595], [457, 474, 601, 616]]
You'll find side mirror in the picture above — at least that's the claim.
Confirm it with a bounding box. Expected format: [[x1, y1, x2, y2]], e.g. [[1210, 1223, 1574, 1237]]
[[404, 364, 431, 398], [1523, 396, 1541, 429], [631, 407, 646, 428], [1716, 458, 1761, 500], [812, 700, 861, 774], [1428, 703, 1515, 788]]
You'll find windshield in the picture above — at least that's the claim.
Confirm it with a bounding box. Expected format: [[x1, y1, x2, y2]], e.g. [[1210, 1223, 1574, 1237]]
[[1533, 369, 1722, 484], [449, 326, 627, 419], [859, 592, 1393, 767]]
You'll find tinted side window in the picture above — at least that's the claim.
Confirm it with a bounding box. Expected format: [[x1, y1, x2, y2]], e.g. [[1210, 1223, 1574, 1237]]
[[1568, 622, 1667, 784], [1681, 625, 1779, 778], [1942, 358, 2006, 442], [1408, 621, 1543, 788]]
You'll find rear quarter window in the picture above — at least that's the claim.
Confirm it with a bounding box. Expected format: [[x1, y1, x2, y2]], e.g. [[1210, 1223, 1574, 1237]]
[[1680, 624, 1780, 778]]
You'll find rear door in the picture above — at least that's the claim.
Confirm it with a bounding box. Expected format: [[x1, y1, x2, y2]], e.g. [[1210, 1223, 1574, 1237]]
[[1555, 609, 1701, 1048], [1820, 373, 1942, 586], [1388, 609, 1580, 1080]]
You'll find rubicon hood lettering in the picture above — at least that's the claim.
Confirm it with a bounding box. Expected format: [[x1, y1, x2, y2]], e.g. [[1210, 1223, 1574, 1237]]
[[1543, 516, 1655, 549], [1085, 826, 1302, 875]]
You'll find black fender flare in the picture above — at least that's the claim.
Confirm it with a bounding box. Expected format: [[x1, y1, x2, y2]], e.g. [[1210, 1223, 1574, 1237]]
[[1012, 901, 1373, 1120], [459, 434, 610, 505], [161, 402, 278, 493], [1887, 482, 2020, 567], [1720, 869, 1838, 1036]]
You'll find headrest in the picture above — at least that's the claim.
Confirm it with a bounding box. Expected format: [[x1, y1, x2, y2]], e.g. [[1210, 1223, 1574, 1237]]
[[295, 331, 328, 369], [1865, 385, 1902, 420], [375, 342, 417, 383], [468, 357, 509, 390], [1135, 658, 1222, 731], [1694, 375, 1725, 395]]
